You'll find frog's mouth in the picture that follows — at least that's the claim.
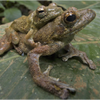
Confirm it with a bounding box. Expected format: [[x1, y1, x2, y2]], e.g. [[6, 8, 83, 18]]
[[70, 8, 96, 35]]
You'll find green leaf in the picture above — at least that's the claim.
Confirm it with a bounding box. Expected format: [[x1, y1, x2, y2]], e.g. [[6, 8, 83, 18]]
[[0, 0, 3, 2], [0, 12, 4, 16], [17, 1, 40, 10], [7, 0, 16, 3], [0, 1, 100, 99], [53, 1, 99, 9], [4, 7, 22, 21], [0, 3, 5, 10]]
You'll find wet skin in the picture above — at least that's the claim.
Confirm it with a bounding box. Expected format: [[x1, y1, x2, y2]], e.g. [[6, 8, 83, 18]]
[[0, 6, 96, 99]]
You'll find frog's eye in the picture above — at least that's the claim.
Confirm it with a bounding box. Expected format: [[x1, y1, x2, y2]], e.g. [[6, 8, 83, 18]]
[[64, 12, 77, 23], [36, 6, 47, 18], [66, 14, 76, 22]]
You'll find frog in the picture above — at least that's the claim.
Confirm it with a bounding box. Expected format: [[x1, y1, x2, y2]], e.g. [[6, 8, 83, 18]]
[[0, 3, 63, 55], [0, 6, 96, 99]]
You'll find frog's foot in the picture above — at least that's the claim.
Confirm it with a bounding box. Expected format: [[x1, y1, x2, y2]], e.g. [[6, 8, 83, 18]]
[[24, 37, 41, 48], [0, 34, 12, 55], [27, 44, 76, 99], [59, 44, 96, 70], [33, 73, 76, 99], [13, 45, 24, 55]]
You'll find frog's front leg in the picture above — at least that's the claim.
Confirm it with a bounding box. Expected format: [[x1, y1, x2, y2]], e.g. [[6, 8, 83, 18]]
[[5, 27, 19, 45], [27, 41, 76, 99], [24, 29, 40, 48], [0, 34, 12, 55], [59, 43, 96, 70]]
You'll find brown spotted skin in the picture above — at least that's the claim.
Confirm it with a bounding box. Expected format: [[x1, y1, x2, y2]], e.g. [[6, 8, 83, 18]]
[[0, 6, 96, 99]]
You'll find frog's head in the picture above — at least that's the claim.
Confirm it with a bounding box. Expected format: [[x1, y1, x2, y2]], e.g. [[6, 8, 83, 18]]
[[60, 7, 96, 39], [33, 3, 63, 28]]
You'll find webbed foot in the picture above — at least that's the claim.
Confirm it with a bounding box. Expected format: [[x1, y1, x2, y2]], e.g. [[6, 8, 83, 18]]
[[33, 74, 76, 99], [59, 43, 96, 70]]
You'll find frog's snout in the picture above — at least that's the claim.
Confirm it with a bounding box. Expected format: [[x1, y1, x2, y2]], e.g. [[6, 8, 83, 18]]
[[79, 8, 96, 21], [87, 9, 96, 20], [78, 8, 96, 27]]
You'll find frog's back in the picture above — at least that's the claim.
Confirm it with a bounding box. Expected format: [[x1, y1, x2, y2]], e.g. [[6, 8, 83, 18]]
[[10, 16, 30, 33], [34, 16, 65, 44]]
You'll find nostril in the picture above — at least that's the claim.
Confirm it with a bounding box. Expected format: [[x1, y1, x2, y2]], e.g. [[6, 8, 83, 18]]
[[88, 9, 96, 16]]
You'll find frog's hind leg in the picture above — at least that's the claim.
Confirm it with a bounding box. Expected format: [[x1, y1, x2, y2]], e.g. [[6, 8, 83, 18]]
[[27, 42, 76, 99], [0, 34, 12, 55], [59, 43, 96, 70]]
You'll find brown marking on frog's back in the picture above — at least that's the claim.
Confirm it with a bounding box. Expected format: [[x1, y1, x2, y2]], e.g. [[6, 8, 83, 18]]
[[34, 17, 65, 44], [11, 16, 30, 33]]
